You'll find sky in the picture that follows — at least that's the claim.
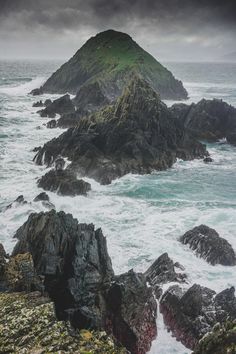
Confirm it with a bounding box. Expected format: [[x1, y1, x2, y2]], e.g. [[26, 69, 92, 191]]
[[0, 0, 235, 62]]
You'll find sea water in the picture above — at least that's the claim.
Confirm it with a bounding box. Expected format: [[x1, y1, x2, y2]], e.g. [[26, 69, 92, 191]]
[[0, 60, 236, 353]]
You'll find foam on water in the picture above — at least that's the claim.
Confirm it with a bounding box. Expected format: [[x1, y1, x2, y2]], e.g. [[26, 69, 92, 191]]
[[1, 61, 236, 353]]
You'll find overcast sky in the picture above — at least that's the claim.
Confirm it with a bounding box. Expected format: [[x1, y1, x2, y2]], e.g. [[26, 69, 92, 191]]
[[0, 0, 235, 62]]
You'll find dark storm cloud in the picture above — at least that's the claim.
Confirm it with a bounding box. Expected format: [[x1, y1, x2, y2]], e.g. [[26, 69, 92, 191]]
[[0, 0, 235, 60]]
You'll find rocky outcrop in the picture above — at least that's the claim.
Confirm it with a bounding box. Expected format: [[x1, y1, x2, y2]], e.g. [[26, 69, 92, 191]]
[[179, 225, 236, 266], [33, 100, 43, 107], [34, 75, 207, 184], [144, 253, 187, 298], [160, 284, 236, 350], [5, 195, 28, 210], [12, 210, 157, 353], [38, 94, 75, 118], [107, 269, 157, 354], [193, 321, 236, 354], [37, 169, 91, 196], [31, 29, 187, 100], [47, 119, 57, 128], [171, 99, 236, 144], [0, 291, 126, 354]]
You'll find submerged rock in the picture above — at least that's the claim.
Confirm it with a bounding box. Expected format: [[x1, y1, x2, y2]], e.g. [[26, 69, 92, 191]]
[[34, 75, 207, 184], [179, 225, 236, 266], [39, 94, 75, 118], [160, 283, 236, 350], [203, 157, 213, 163], [107, 269, 157, 354], [144, 253, 187, 298], [0, 291, 126, 354], [37, 169, 91, 196], [6, 195, 28, 210]]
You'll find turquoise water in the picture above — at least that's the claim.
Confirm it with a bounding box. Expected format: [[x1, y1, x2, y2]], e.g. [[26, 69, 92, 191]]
[[0, 60, 236, 353]]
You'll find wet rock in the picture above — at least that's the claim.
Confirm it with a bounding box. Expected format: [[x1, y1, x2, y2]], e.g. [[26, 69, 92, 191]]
[[34, 75, 207, 184], [179, 225, 236, 266], [0, 243, 7, 279], [44, 98, 52, 106], [160, 283, 236, 350], [106, 269, 157, 354], [32, 146, 41, 152], [39, 94, 75, 118], [47, 119, 57, 128], [171, 99, 236, 144], [33, 100, 44, 107], [55, 156, 65, 171], [144, 253, 187, 298], [57, 110, 83, 128], [34, 192, 50, 202], [37, 169, 91, 196], [30, 87, 43, 95], [6, 195, 28, 210], [0, 291, 126, 354], [203, 157, 213, 163]]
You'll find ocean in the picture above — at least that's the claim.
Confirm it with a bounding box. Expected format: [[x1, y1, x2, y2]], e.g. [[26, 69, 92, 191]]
[[0, 60, 236, 353]]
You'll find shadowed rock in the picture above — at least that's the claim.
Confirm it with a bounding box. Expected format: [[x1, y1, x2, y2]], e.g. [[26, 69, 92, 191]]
[[179, 225, 236, 266], [33, 100, 43, 107], [37, 169, 91, 196], [160, 283, 236, 350], [34, 75, 207, 184], [38, 94, 75, 118]]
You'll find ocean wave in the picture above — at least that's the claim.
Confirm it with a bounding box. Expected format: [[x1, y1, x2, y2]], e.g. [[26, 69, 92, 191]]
[[0, 76, 46, 96]]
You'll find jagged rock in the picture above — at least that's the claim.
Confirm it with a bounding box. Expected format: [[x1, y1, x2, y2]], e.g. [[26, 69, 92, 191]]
[[44, 98, 52, 106], [179, 225, 236, 266], [203, 157, 213, 163], [30, 87, 43, 95], [171, 99, 236, 145], [55, 156, 65, 171], [12, 210, 157, 352], [32, 29, 187, 100], [160, 284, 236, 350], [193, 321, 236, 354], [106, 269, 157, 354], [39, 94, 75, 118], [47, 119, 57, 128], [34, 192, 50, 202], [57, 111, 82, 128], [6, 195, 28, 210], [144, 253, 187, 298], [37, 169, 91, 196], [0, 292, 126, 354], [33, 100, 43, 107], [34, 75, 207, 184], [32, 146, 41, 152]]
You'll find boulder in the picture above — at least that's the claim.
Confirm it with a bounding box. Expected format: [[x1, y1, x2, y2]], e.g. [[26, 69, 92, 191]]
[[106, 269, 157, 354], [160, 283, 236, 350], [47, 119, 57, 128], [34, 192, 50, 202], [39, 94, 75, 118], [30, 87, 43, 95], [203, 157, 213, 163], [44, 98, 52, 106], [34, 75, 207, 184], [37, 169, 91, 196], [179, 225, 236, 266], [144, 253, 187, 298]]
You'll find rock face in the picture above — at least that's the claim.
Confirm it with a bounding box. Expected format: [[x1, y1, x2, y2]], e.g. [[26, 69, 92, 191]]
[[193, 321, 236, 354], [0, 292, 126, 354], [107, 270, 157, 354], [34, 75, 207, 185], [12, 210, 157, 353], [171, 98, 236, 144], [33, 100, 43, 107], [31, 29, 187, 100], [37, 169, 91, 196], [144, 253, 187, 298], [160, 284, 236, 350], [39, 94, 75, 118], [179, 225, 236, 266]]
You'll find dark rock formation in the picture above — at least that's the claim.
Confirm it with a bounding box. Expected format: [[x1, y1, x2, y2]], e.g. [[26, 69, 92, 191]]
[[203, 157, 213, 163], [12, 210, 157, 352], [106, 269, 157, 354], [34, 192, 50, 202], [160, 283, 236, 350], [193, 321, 236, 354], [32, 146, 41, 152], [47, 119, 57, 128], [38, 94, 75, 118], [179, 225, 236, 266], [34, 75, 207, 185], [37, 169, 91, 196], [171, 99, 236, 145], [30, 87, 43, 96], [32, 29, 187, 100], [55, 156, 65, 171], [0, 243, 7, 278], [44, 99, 52, 106], [33, 100, 43, 107], [144, 253, 187, 298], [6, 195, 28, 210]]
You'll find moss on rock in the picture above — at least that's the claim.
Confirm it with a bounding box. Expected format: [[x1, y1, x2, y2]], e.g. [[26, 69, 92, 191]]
[[0, 292, 127, 353]]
